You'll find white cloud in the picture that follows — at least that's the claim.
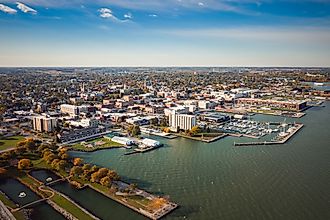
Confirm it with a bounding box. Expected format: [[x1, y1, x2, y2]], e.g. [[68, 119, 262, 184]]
[[16, 2, 37, 14], [124, 12, 133, 19], [0, 4, 17, 14], [149, 14, 158, 17], [98, 7, 131, 22], [1, 0, 243, 13], [198, 2, 204, 7]]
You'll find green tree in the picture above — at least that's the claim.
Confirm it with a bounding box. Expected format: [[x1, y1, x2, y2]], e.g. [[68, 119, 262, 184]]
[[56, 160, 68, 171], [127, 125, 141, 137], [70, 166, 83, 177]]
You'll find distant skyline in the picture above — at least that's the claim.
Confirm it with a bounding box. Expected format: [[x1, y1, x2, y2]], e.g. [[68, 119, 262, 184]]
[[0, 0, 330, 67]]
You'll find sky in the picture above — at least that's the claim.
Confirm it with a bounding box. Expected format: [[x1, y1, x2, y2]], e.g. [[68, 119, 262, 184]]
[[0, 0, 330, 67]]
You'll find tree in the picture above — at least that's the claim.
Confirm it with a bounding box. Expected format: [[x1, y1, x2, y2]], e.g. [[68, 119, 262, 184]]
[[56, 160, 68, 171], [25, 138, 37, 152], [18, 159, 32, 170], [127, 125, 141, 137], [37, 144, 49, 153], [51, 159, 60, 170], [100, 176, 111, 187], [73, 158, 83, 166], [163, 127, 171, 133], [150, 118, 159, 126], [82, 164, 91, 171], [45, 153, 57, 164], [107, 170, 120, 181], [70, 166, 83, 176], [90, 165, 98, 173], [98, 168, 109, 178], [0, 168, 7, 179], [190, 126, 200, 136], [91, 171, 102, 183]]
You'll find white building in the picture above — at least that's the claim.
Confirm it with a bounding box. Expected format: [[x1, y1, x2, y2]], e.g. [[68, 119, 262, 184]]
[[33, 116, 57, 132], [111, 136, 134, 146], [60, 104, 79, 116], [141, 138, 161, 147], [169, 113, 196, 132], [68, 118, 99, 128]]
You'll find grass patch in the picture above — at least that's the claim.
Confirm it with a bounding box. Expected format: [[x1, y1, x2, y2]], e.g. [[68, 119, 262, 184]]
[[71, 138, 123, 152], [0, 136, 25, 151], [51, 193, 95, 220]]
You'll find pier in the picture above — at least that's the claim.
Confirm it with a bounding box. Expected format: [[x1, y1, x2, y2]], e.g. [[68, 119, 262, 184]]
[[234, 123, 304, 147]]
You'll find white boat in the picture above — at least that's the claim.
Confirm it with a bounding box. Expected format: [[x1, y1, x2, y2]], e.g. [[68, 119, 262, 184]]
[[19, 192, 26, 198], [46, 177, 53, 182]]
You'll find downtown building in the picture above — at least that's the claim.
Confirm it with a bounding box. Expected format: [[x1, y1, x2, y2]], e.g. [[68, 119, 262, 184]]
[[60, 104, 79, 116], [169, 112, 196, 132], [32, 116, 57, 132]]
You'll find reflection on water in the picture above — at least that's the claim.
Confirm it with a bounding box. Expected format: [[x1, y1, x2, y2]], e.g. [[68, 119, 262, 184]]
[[0, 178, 65, 220]]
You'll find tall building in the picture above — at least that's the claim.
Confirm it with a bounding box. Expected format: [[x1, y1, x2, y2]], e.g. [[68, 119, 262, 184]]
[[60, 104, 79, 116], [169, 113, 196, 132], [33, 116, 57, 132]]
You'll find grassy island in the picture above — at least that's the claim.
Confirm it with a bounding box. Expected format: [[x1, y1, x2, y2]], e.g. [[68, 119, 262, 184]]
[[70, 137, 123, 152]]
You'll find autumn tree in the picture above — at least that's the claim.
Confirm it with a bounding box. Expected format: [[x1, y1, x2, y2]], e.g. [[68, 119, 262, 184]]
[[73, 158, 83, 166], [0, 168, 7, 179], [51, 159, 61, 170], [91, 171, 102, 183], [70, 166, 83, 177], [100, 176, 111, 187], [107, 170, 120, 181], [190, 126, 200, 136], [18, 159, 32, 170]]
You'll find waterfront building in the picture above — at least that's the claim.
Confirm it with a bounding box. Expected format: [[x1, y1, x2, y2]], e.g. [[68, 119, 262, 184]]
[[57, 127, 106, 143], [32, 116, 57, 132], [141, 138, 161, 147], [110, 136, 134, 145], [169, 113, 196, 132], [236, 98, 308, 112]]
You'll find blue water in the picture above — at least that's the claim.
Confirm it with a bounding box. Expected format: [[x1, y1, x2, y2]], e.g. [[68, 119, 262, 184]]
[[69, 102, 330, 220]]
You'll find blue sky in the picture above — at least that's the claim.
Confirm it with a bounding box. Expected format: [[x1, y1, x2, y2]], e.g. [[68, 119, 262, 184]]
[[0, 0, 330, 67]]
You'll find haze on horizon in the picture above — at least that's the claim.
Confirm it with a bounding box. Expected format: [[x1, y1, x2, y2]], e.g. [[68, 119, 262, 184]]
[[0, 0, 330, 67]]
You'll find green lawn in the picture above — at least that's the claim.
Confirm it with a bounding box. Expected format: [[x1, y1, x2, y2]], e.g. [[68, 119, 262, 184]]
[[0, 136, 25, 151], [51, 193, 95, 220], [71, 137, 123, 152]]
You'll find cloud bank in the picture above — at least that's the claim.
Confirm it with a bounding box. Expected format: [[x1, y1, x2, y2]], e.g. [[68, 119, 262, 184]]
[[0, 4, 17, 14], [16, 2, 37, 14]]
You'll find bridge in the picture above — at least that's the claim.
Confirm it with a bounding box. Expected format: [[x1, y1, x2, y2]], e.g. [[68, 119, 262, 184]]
[[12, 198, 47, 212]]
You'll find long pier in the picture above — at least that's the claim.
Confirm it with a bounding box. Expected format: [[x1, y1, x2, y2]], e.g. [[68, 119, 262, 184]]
[[234, 124, 303, 147]]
